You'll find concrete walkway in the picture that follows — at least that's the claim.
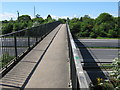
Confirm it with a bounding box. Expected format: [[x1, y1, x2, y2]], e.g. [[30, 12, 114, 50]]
[[1, 24, 70, 89], [26, 24, 70, 88]]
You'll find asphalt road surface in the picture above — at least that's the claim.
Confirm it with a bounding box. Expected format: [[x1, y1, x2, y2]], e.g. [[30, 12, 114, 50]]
[[76, 39, 119, 84], [89, 48, 118, 62], [1, 37, 39, 57], [2, 47, 27, 56], [75, 39, 119, 48], [76, 39, 118, 62], [1, 38, 37, 47]]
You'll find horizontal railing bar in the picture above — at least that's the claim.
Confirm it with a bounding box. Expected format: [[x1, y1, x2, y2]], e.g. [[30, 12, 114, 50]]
[[1, 21, 61, 76], [81, 62, 112, 63], [66, 22, 89, 90], [0, 23, 46, 37]]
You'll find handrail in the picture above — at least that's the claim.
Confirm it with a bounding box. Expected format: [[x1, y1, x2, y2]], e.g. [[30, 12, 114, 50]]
[[0, 21, 61, 75], [66, 22, 89, 90], [0, 21, 60, 37]]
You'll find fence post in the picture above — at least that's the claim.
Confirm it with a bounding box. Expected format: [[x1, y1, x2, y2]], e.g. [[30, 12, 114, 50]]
[[45, 24, 47, 35], [36, 27, 38, 42], [27, 30, 30, 49], [14, 34, 18, 61]]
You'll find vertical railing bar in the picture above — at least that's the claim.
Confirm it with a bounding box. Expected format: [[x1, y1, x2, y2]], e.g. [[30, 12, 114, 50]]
[[0, 21, 61, 71], [14, 33, 18, 61], [27, 29, 30, 49], [34, 27, 38, 43]]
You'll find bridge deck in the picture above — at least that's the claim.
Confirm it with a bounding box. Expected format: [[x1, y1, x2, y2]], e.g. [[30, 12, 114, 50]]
[[1, 24, 70, 89]]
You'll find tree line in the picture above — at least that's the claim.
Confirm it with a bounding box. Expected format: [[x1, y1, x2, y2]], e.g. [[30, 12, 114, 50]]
[[1, 14, 56, 34], [68, 13, 119, 38], [1, 13, 119, 38]]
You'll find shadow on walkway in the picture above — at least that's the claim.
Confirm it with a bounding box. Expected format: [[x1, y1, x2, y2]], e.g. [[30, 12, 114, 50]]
[[75, 39, 107, 84]]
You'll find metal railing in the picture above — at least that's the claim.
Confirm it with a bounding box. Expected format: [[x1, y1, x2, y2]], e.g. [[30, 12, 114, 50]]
[[0, 21, 61, 71], [66, 22, 89, 90]]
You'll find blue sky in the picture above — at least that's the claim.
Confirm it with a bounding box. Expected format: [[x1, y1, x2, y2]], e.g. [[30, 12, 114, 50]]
[[0, 2, 119, 20]]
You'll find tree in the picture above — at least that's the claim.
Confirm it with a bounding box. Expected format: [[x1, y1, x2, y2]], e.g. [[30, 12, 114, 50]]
[[36, 14, 40, 18], [44, 14, 55, 23], [2, 23, 13, 34], [58, 18, 66, 24], [69, 21, 81, 36], [90, 32, 97, 38], [47, 14, 52, 20], [107, 29, 117, 38], [95, 13, 114, 25], [2, 20, 8, 23], [13, 23, 19, 31], [84, 15, 90, 18], [18, 15, 31, 22]]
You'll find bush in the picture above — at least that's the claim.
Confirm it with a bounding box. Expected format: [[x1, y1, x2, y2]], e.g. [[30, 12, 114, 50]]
[[90, 78, 114, 90], [0, 53, 15, 68], [90, 32, 97, 38], [107, 29, 117, 38], [2, 23, 13, 34], [110, 56, 120, 89]]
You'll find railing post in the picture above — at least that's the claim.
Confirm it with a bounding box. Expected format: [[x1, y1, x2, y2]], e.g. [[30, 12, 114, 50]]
[[35, 27, 38, 42], [66, 23, 89, 90], [27, 30, 30, 49], [14, 34, 18, 61], [44, 24, 46, 37]]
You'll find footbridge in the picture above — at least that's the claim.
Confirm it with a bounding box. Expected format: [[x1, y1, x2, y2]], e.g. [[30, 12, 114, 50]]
[[0, 21, 89, 89]]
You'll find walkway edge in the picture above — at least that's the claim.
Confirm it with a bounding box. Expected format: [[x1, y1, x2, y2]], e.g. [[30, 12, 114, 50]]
[[21, 24, 62, 89], [66, 23, 89, 89]]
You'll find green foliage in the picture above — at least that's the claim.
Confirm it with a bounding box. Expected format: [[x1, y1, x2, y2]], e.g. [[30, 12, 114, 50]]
[[58, 18, 66, 24], [95, 13, 114, 25], [36, 14, 40, 18], [1, 14, 57, 34], [32, 17, 44, 24], [18, 15, 31, 22], [2, 20, 8, 23], [69, 20, 81, 36], [90, 78, 114, 90], [0, 53, 15, 68], [69, 13, 119, 38], [90, 32, 97, 38], [44, 15, 56, 23], [27, 21, 33, 28], [107, 29, 117, 38], [109, 53, 120, 89], [2, 23, 13, 34], [1, 13, 119, 38], [13, 22, 19, 31], [47, 14, 52, 20]]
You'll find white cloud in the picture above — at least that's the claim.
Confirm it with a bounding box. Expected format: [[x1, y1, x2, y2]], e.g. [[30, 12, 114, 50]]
[[73, 14, 77, 18], [0, 12, 35, 21], [0, 12, 17, 21], [43, 14, 73, 20]]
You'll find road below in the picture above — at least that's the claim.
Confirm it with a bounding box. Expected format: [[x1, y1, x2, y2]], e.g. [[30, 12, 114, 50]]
[[75, 39, 119, 48], [76, 39, 118, 62], [75, 39, 118, 85]]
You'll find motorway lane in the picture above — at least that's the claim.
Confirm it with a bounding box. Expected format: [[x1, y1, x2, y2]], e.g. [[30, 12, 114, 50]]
[[1, 37, 38, 58], [2, 47, 27, 56], [89, 48, 118, 62], [76, 39, 119, 84], [77, 48, 118, 62], [76, 39, 118, 62], [75, 39, 119, 48], [1, 38, 37, 47]]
